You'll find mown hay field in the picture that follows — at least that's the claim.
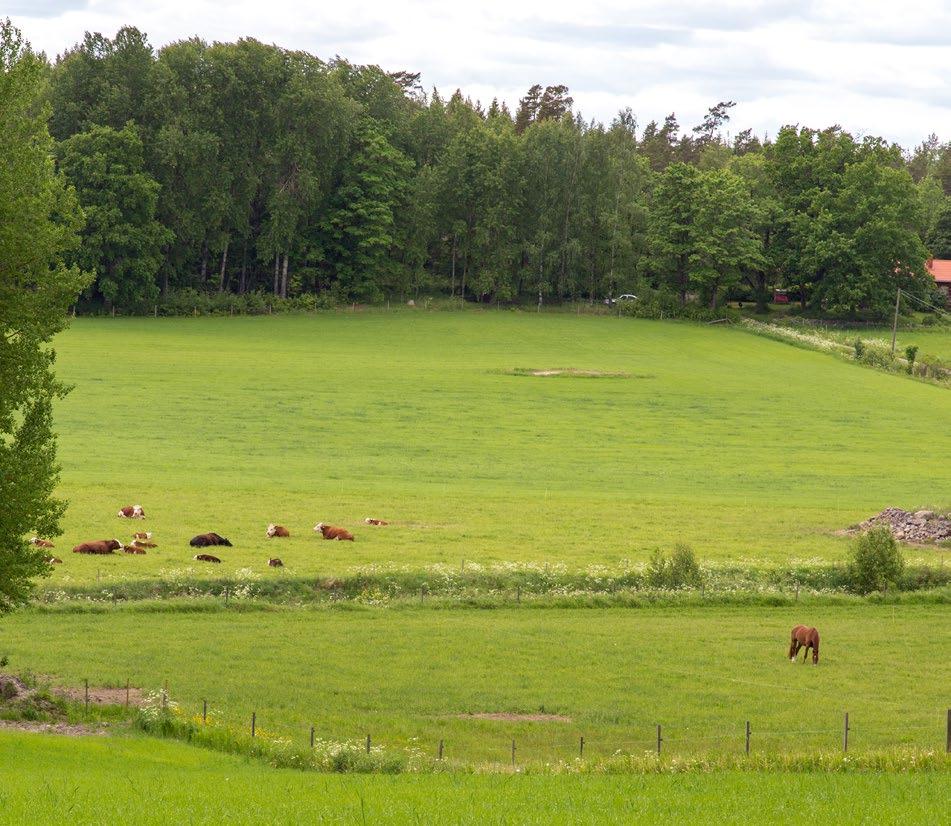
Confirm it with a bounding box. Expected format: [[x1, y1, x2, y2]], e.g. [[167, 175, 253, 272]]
[[45, 312, 951, 585]]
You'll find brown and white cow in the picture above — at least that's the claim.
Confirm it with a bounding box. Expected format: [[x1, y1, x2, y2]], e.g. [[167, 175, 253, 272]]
[[132, 531, 152, 541], [364, 518, 389, 526], [266, 524, 290, 538], [29, 537, 55, 548], [268, 558, 284, 567], [117, 505, 145, 519], [314, 522, 355, 541], [123, 544, 147, 555], [44, 555, 62, 565], [132, 539, 157, 548], [193, 553, 222, 563], [73, 539, 122, 555]]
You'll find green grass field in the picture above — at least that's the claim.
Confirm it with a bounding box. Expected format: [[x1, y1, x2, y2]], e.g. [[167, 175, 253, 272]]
[[3, 604, 948, 761], [1, 731, 948, 825], [43, 312, 951, 586]]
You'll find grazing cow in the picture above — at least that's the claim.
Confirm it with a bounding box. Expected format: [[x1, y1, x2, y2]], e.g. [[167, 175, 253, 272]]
[[193, 553, 222, 563], [123, 544, 147, 555], [73, 539, 122, 555], [266, 524, 290, 538], [44, 555, 62, 565], [189, 532, 232, 548], [117, 505, 145, 519], [789, 625, 820, 665], [132, 539, 157, 548], [29, 537, 55, 548], [364, 518, 389, 526], [268, 558, 284, 567], [132, 531, 152, 541], [314, 522, 354, 541]]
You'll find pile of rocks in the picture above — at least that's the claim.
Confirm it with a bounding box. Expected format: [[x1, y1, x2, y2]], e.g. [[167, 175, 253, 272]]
[[848, 507, 951, 544]]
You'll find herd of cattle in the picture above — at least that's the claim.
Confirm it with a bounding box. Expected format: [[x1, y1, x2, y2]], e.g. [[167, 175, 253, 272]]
[[28, 505, 388, 567]]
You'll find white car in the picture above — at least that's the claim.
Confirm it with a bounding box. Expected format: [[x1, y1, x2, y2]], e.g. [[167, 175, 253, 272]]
[[616, 294, 637, 301]]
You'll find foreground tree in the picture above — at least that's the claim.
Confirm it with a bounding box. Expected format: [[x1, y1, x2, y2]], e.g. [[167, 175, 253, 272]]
[[0, 21, 89, 613]]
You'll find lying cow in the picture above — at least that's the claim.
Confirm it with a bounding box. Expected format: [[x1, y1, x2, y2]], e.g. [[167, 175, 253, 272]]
[[364, 518, 389, 526], [44, 555, 62, 565], [266, 524, 290, 538], [268, 558, 284, 567], [29, 537, 55, 548], [123, 544, 147, 555], [117, 505, 145, 519], [314, 522, 354, 541], [189, 532, 232, 548], [132, 539, 157, 548], [73, 539, 122, 555], [132, 531, 152, 541], [193, 553, 222, 563]]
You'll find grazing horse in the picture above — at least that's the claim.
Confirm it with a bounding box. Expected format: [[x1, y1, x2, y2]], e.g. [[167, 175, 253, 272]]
[[789, 625, 820, 665]]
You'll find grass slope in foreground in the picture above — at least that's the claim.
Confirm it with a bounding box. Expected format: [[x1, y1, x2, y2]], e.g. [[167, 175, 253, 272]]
[[47, 313, 951, 584], [3, 604, 949, 761], [1, 731, 948, 825]]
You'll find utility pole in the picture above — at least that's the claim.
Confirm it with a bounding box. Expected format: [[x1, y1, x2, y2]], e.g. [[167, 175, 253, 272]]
[[891, 288, 901, 356]]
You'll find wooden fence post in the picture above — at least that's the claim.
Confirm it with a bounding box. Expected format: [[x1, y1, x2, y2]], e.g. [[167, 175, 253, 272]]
[[843, 712, 849, 752], [251, 711, 256, 738], [203, 699, 207, 724], [656, 724, 662, 755], [438, 739, 444, 760], [579, 735, 584, 758], [84, 678, 89, 714], [125, 679, 130, 709], [946, 709, 950, 754], [366, 734, 371, 754], [310, 726, 315, 748], [745, 721, 751, 755], [511, 738, 516, 767]]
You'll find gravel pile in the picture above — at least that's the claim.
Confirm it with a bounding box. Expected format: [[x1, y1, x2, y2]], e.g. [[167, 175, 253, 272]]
[[849, 507, 951, 544]]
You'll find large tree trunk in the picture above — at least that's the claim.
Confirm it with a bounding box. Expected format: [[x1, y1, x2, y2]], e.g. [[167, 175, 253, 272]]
[[273, 255, 280, 297], [281, 254, 289, 299], [755, 271, 768, 313], [217, 237, 230, 293], [450, 236, 456, 297], [678, 254, 688, 305], [239, 242, 247, 294], [200, 242, 208, 284]]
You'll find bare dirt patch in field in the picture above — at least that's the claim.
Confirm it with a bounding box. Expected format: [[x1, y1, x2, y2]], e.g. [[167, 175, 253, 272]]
[[455, 712, 572, 723], [0, 720, 109, 736], [505, 367, 637, 379], [55, 683, 145, 707]]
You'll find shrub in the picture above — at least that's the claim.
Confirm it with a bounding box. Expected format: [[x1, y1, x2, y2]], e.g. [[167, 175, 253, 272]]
[[853, 338, 865, 359], [905, 344, 918, 373], [646, 545, 702, 589], [848, 527, 904, 594]]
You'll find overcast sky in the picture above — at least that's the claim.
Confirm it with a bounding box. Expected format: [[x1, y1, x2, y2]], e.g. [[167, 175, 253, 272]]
[[9, 0, 951, 149]]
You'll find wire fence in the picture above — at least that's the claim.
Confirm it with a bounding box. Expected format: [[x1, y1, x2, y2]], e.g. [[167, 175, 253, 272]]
[[74, 679, 951, 764]]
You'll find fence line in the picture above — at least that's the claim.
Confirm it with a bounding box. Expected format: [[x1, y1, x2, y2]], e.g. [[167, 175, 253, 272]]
[[78, 681, 951, 762]]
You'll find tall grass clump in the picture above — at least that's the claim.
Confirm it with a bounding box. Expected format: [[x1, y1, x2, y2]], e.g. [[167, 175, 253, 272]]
[[133, 691, 406, 773]]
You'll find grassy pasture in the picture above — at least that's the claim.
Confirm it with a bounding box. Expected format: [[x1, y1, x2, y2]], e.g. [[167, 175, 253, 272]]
[[44, 312, 951, 586], [2, 732, 948, 825], [2, 604, 948, 762]]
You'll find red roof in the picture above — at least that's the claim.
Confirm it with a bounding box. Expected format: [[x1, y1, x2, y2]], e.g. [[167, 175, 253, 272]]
[[926, 258, 951, 284]]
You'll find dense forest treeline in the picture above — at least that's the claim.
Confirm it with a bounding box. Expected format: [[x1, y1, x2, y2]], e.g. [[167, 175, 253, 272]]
[[28, 25, 951, 316]]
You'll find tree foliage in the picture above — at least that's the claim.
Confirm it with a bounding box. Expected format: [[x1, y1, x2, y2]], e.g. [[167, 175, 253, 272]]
[[33, 25, 946, 316], [0, 20, 90, 613]]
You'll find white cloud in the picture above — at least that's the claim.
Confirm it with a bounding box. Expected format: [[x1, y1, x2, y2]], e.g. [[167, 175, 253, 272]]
[[8, 0, 951, 147]]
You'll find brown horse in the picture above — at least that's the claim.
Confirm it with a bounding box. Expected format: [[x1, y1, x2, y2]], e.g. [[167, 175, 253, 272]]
[[789, 625, 820, 665]]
